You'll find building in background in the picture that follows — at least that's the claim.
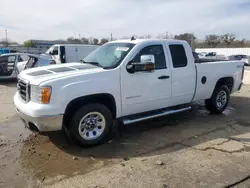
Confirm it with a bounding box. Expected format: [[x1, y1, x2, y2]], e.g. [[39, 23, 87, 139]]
[[30, 40, 66, 49], [7, 40, 66, 54]]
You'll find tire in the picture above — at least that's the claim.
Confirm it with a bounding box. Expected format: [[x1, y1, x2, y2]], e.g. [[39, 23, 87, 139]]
[[68, 103, 113, 147], [205, 85, 230, 114]]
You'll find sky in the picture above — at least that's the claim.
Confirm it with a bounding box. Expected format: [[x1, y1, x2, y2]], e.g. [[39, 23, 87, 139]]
[[1, 0, 250, 43]]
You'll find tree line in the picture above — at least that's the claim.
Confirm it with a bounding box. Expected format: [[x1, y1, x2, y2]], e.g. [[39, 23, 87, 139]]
[[44, 33, 250, 49], [155, 32, 250, 49], [1, 32, 250, 48]]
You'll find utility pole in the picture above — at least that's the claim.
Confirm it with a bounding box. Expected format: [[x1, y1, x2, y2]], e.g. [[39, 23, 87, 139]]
[[165, 32, 168, 39], [5, 30, 8, 47], [110, 33, 113, 41]]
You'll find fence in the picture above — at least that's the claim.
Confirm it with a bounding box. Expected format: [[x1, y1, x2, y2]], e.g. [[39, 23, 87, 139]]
[[195, 48, 250, 56]]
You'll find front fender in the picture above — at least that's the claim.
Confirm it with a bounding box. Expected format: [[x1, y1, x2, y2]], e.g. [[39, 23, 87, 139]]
[[52, 71, 121, 117]]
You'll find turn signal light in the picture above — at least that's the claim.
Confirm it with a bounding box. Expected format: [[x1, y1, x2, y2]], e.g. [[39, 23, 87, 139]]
[[41, 87, 51, 104]]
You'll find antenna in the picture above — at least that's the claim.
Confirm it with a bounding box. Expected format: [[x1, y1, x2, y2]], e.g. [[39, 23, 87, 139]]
[[131, 36, 136, 41]]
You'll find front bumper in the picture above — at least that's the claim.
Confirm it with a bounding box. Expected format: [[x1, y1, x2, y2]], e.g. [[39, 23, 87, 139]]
[[16, 107, 63, 132], [14, 92, 63, 132]]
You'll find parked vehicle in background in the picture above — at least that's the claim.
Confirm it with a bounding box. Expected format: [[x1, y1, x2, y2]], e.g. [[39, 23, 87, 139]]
[[193, 51, 227, 63], [227, 54, 249, 66], [0, 48, 10, 55], [205, 52, 227, 60], [16, 54, 55, 73], [14, 39, 244, 147], [0, 53, 55, 79], [198, 52, 207, 58], [242, 56, 249, 66], [0, 53, 30, 79], [227, 54, 247, 60], [41, 44, 100, 64]]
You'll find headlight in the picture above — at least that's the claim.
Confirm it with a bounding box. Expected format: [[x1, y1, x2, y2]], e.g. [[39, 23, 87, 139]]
[[30, 85, 52, 104]]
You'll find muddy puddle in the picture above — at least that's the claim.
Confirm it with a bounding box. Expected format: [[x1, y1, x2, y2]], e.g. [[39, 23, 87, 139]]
[[0, 119, 32, 188]]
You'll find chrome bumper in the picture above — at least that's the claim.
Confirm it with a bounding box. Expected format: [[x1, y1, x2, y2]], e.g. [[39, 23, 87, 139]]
[[16, 108, 63, 132]]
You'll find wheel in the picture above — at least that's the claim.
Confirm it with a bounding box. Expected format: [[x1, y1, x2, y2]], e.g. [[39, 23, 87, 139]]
[[205, 85, 230, 114], [68, 103, 113, 147]]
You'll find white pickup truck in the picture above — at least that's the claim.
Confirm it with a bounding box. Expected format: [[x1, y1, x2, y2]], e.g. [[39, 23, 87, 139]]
[[14, 39, 245, 147]]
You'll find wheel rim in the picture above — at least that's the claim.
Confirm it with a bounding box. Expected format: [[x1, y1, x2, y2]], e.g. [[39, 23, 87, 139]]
[[216, 90, 227, 109], [78, 112, 106, 141]]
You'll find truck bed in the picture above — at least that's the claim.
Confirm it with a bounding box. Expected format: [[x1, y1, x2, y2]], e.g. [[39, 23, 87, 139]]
[[193, 60, 244, 101]]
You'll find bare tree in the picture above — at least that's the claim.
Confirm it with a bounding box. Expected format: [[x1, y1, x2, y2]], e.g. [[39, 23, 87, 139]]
[[0, 38, 18, 46], [92, 38, 99, 45], [0, 39, 8, 47], [204, 34, 221, 48], [66, 37, 81, 44], [174, 33, 196, 49], [81, 37, 89, 44], [220, 33, 236, 47], [231, 39, 246, 47], [99, 38, 109, 45]]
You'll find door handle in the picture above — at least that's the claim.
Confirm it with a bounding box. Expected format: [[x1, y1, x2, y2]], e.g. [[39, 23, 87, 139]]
[[158, 75, 170, 79]]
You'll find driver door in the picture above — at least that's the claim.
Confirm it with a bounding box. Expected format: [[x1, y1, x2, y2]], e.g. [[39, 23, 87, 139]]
[[121, 43, 172, 116], [51, 45, 61, 64]]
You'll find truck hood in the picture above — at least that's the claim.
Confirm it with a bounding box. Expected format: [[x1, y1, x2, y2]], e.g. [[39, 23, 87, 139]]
[[18, 62, 103, 85]]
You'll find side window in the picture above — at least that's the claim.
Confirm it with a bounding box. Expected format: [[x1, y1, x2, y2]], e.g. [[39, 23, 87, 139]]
[[133, 45, 166, 69], [8, 56, 16, 63], [52, 46, 59, 55], [169, 45, 188, 68], [25, 57, 38, 68]]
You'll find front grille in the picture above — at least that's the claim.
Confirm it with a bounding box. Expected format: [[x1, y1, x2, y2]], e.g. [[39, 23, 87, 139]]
[[17, 79, 30, 102]]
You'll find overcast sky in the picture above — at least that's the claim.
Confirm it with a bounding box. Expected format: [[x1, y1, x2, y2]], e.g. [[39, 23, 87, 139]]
[[1, 0, 250, 43]]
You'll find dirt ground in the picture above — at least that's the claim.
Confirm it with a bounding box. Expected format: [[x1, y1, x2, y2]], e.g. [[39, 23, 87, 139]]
[[1, 70, 250, 188]]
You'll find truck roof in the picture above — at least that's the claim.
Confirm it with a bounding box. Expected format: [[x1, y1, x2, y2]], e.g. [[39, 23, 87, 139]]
[[109, 38, 188, 45]]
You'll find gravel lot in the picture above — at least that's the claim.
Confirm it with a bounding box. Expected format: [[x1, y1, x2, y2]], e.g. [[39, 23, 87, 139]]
[[0, 71, 250, 188]]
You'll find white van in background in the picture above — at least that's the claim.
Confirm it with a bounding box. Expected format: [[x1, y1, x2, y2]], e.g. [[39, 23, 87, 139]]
[[41, 44, 100, 64]]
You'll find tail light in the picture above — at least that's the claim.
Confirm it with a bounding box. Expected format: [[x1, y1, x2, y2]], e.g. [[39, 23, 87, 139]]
[[50, 61, 56, 65]]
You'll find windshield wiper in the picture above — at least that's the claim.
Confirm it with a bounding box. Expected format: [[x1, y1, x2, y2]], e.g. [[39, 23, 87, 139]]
[[80, 60, 103, 68]]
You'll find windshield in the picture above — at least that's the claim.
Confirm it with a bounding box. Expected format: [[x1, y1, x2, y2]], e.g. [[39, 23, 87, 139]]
[[83, 42, 135, 69], [45, 45, 55, 54]]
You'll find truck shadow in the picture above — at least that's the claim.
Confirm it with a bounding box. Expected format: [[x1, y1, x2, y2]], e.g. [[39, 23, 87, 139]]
[[46, 95, 250, 159]]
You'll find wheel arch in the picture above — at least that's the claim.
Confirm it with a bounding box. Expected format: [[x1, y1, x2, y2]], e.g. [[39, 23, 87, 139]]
[[214, 77, 234, 93], [63, 93, 117, 128]]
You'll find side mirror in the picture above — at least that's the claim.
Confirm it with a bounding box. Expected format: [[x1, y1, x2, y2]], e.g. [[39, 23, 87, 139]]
[[127, 55, 155, 73]]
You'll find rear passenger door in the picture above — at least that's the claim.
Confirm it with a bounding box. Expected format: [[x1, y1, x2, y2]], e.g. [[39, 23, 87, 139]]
[[168, 44, 196, 106]]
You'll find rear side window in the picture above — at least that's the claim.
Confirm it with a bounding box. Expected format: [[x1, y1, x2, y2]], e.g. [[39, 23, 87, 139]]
[[169, 45, 187, 68]]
